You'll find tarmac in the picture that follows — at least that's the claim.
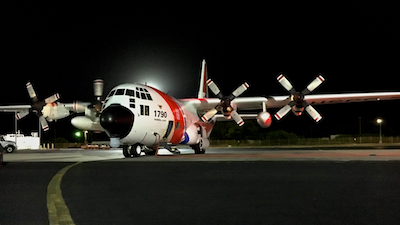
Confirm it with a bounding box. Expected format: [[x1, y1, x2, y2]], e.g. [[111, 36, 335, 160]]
[[4, 147, 400, 162], [1, 147, 400, 224]]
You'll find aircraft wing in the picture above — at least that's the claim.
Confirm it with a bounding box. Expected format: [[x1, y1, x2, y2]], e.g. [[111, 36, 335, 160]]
[[303, 92, 400, 105], [181, 91, 400, 113], [180, 97, 269, 111], [0, 102, 91, 113], [214, 114, 259, 121], [0, 105, 31, 112]]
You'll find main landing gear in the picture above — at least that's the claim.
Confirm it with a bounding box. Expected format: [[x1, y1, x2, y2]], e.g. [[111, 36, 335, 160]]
[[123, 144, 143, 158], [122, 141, 207, 158], [123, 144, 158, 158], [190, 140, 206, 154]]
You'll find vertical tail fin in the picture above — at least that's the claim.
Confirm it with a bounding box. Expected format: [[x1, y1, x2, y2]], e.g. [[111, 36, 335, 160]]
[[197, 59, 209, 98]]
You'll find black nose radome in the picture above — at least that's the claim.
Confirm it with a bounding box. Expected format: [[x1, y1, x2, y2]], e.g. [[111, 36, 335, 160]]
[[100, 104, 134, 139]]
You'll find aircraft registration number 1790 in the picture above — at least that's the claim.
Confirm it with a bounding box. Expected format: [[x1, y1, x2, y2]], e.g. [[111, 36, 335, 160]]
[[154, 110, 167, 118]]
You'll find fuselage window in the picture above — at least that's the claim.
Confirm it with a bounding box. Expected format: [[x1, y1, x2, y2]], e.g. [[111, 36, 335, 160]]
[[133, 87, 153, 101], [130, 98, 135, 108], [107, 90, 116, 98], [115, 89, 125, 95], [140, 105, 150, 116], [126, 89, 135, 96]]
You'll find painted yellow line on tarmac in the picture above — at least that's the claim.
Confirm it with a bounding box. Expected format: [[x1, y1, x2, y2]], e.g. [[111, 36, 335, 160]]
[[47, 162, 81, 225]]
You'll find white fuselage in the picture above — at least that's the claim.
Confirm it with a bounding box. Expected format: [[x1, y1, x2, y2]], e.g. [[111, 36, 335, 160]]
[[101, 83, 209, 148]]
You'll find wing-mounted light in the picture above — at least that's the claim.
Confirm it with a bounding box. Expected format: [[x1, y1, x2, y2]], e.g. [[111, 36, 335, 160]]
[[201, 79, 249, 126], [17, 82, 61, 131], [274, 73, 325, 123]]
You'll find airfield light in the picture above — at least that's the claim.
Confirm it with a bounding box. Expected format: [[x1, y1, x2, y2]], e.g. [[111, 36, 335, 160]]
[[376, 118, 383, 144], [75, 131, 81, 138]]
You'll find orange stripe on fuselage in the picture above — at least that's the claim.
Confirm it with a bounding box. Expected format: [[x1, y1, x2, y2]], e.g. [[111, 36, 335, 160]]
[[148, 87, 185, 144]]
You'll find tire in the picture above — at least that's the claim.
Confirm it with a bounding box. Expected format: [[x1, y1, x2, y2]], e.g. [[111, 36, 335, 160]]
[[130, 144, 142, 157], [191, 141, 206, 154], [122, 146, 130, 158], [5, 145, 15, 153]]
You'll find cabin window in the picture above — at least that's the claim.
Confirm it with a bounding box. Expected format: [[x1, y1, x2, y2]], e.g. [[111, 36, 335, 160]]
[[115, 89, 125, 95], [126, 89, 135, 97], [134, 87, 153, 101], [107, 90, 116, 98]]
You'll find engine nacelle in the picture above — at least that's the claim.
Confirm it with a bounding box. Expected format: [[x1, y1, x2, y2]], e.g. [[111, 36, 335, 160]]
[[42, 103, 70, 120], [256, 112, 272, 128], [71, 116, 104, 131], [180, 124, 200, 145]]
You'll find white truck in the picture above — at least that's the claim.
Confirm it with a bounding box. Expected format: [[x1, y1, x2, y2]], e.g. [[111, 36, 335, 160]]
[[1, 136, 17, 153]]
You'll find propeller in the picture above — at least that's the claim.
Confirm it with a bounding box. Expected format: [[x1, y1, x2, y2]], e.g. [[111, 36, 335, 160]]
[[91, 79, 104, 115], [274, 74, 325, 122], [201, 79, 249, 126], [73, 79, 104, 117], [17, 82, 61, 131]]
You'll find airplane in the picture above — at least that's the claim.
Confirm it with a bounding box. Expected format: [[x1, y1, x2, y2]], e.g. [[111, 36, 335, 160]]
[[2, 59, 400, 157], [71, 60, 400, 157]]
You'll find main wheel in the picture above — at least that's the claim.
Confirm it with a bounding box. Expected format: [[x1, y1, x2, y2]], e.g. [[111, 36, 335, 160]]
[[191, 141, 206, 154], [130, 144, 142, 157], [122, 145, 130, 158]]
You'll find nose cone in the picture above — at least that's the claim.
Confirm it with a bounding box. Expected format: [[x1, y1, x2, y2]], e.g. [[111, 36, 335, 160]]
[[100, 105, 134, 139]]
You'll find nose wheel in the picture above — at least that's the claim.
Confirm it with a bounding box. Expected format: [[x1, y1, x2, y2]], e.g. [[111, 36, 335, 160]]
[[122, 144, 142, 158]]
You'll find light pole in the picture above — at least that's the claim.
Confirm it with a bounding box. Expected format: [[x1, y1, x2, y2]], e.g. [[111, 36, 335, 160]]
[[377, 118, 383, 144]]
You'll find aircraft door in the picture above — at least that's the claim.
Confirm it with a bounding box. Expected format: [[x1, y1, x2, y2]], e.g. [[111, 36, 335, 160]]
[[163, 121, 174, 140]]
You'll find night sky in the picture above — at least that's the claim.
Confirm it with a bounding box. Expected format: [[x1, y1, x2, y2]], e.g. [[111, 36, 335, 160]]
[[2, 3, 400, 140]]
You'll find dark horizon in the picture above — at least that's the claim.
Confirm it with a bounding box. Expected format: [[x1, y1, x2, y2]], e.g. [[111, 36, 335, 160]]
[[2, 3, 400, 140]]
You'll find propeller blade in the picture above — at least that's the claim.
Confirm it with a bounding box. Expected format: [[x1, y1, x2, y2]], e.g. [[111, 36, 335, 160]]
[[274, 104, 292, 120], [16, 110, 29, 120], [206, 79, 223, 98], [26, 82, 38, 102], [305, 105, 322, 122], [201, 108, 218, 122], [302, 75, 325, 95], [231, 82, 250, 99], [230, 110, 244, 126], [39, 116, 49, 131], [277, 74, 296, 94], [44, 93, 60, 104], [93, 79, 104, 101]]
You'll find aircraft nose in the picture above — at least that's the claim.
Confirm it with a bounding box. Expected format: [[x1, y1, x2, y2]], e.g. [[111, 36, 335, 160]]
[[100, 104, 134, 139]]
